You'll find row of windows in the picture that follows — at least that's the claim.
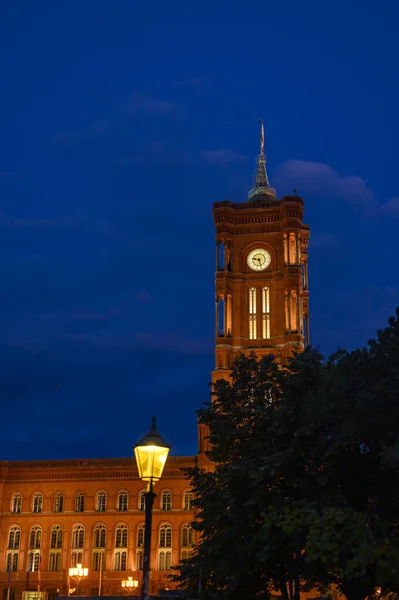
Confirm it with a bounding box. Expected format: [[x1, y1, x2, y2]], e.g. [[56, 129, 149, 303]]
[[6, 547, 194, 573], [10, 490, 194, 514], [7, 523, 194, 552]]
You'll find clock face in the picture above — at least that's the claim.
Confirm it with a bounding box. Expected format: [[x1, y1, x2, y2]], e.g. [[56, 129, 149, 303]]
[[247, 248, 271, 271]]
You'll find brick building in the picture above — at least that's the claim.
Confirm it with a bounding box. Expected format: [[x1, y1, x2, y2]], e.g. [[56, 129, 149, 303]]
[[0, 126, 309, 599]]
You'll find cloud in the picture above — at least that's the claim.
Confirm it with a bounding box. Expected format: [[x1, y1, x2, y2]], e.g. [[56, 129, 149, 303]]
[[272, 160, 377, 209], [380, 197, 399, 218], [128, 93, 177, 115], [202, 149, 246, 166], [55, 121, 114, 142]]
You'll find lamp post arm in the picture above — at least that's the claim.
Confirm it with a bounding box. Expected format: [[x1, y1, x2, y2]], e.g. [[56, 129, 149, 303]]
[[142, 479, 155, 600]]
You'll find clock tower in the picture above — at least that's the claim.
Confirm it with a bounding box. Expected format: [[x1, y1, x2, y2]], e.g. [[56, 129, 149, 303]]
[[198, 122, 310, 453]]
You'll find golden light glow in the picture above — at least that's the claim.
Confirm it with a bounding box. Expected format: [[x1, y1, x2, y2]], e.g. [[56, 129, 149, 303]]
[[122, 577, 139, 589], [68, 563, 88, 578], [134, 444, 169, 482]]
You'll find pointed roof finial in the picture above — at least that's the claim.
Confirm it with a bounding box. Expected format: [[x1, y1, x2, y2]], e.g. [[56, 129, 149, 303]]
[[248, 119, 276, 202]]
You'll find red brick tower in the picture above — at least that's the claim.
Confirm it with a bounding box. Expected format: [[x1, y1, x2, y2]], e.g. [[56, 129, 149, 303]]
[[199, 121, 310, 453]]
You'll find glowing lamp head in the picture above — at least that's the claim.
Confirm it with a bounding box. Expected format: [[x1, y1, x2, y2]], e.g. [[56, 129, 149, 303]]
[[134, 417, 170, 482]]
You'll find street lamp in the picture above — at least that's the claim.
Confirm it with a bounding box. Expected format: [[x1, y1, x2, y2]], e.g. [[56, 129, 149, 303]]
[[134, 417, 170, 600], [68, 563, 88, 596], [121, 576, 139, 594]]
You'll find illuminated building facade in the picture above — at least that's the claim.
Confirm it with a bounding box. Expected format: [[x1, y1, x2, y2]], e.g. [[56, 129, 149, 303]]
[[0, 125, 309, 598]]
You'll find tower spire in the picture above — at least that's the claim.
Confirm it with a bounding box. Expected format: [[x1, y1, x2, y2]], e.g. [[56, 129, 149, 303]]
[[248, 119, 276, 201]]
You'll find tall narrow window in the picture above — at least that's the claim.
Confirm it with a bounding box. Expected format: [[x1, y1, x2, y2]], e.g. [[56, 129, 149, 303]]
[[75, 493, 85, 512], [115, 525, 128, 548], [32, 493, 43, 513], [291, 291, 298, 331], [249, 287, 257, 340], [262, 287, 271, 339], [27, 551, 41, 572], [181, 525, 194, 547], [283, 234, 288, 264], [95, 491, 106, 512], [161, 491, 172, 511], [6, 552, 19, 572], [285, 292, 289, 331], [136, 551, 143, 571], [48, 552, 61, 572], [137, 525, 145, 548], [217, 297, 225, 336], [117, 491, 128, 511], [72, 525, 84, 549], [183, 491, 193, 510], [54, 493, 64, 513], [159, 524, 172, 548], [158, 551, 172, 571], [50, 526, 63, 549], [11, 494, 22, 514], [8, 526, 21, 549], [71, 551, 83, 567], [114, 550, 127, 571], [29, 526, 42, 549], [94, 525, 106, 548], [226, 295, 232, 336], [92, 551, 104, 572], [139, 491, 146, 511], [289, 233, 297, 265]]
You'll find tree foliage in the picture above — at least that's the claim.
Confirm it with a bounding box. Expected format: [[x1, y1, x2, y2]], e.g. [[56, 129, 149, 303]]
[[173, 308, 399, 600]]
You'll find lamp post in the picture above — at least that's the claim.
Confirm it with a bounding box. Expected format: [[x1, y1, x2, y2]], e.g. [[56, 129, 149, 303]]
[[68, 564, 88, 596], [121, 576, 139, 594], [134, 417, 170, 600]]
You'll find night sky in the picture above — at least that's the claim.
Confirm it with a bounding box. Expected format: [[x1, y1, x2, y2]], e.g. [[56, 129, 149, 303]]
[[1, 1, 398, 461]]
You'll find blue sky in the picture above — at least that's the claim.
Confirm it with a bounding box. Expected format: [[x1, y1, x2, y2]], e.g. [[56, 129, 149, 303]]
[[0, 0, 398, 460]]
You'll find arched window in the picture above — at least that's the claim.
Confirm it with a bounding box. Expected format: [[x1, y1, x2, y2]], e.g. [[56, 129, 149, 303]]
[[54, 493, 64, 513], [71, 551, 83, 567], [181, 524, 194, 547], [158, 550, 172, 571], [115, 525, 128, 548], [6, 552, 19, 572], [75, 492, 85, 512], [137, 524, 145, 548], [11, 494, 22, 514], [183, 491, 193, 510], [92, 551, 104, 572], [50, 525, 63, 549], [27, 551, 40, 572], [262, 286, 271, 339], [94, 525, 106, 548], [32, 493, 43, 513], [114, 550, 127, 571], [289, 233, 297, 265], [8, 526, 21, 549], [95, 491, 106, 512], [117, 491, 128, 512], [138, 491, 146, 511], [71, 525, 85, 549], [290, 291, 298, 331], [249, 287, 257, 339], [136, 550, 143, 571], [29, 526, 42, 549], [48, 552, 61, 572], [181, 549, 194, 561], [159, 524, 172, 548], [161, 491, 172, 511]]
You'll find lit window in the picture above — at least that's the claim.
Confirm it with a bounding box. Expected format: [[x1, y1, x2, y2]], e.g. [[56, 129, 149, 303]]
[[137, 525, 145, 548], [29, 526, 42, 549], [262, 286, 271, 339], [71, 551, 83, 567], [139, 491, 146, 511], [158, 550, 171, 571], [249, 287, 257, 339], [6, 552, 19, 572], [49, 552, 61, 572], [159, 524, 172, 548], [136, 550, 143, 570], [27, 551, 40, 572], [92, 551, 104, 571]]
